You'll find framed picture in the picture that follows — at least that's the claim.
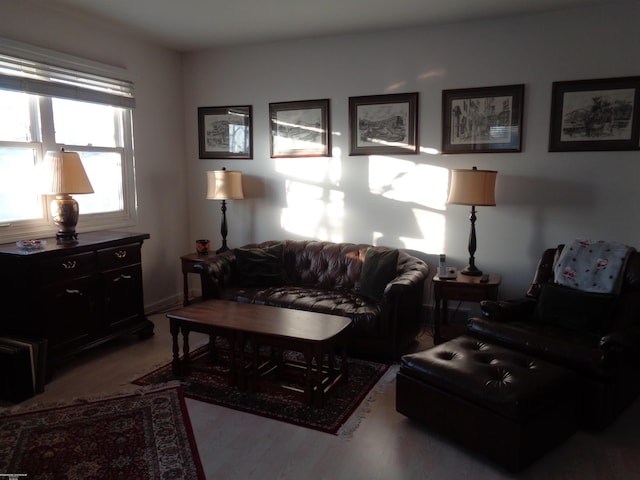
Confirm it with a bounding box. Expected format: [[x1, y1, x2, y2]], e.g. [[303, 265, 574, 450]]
[[269, 99, 331, 157], [549, 76, 640, 152], [442, 84, 524, 154], [349, 92, 419, 155], [198, 105, 253, 159]]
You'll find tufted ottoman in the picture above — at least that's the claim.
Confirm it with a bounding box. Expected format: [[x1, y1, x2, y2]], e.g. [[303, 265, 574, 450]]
[[396, 335, 578, 472]]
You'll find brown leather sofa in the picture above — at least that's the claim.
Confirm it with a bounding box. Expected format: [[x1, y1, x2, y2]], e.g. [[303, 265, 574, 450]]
[[197, 240, 429, 359], [468, 244, 640, 429]]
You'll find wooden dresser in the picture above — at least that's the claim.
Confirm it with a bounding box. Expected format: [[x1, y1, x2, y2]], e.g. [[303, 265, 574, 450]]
[[0, 231, 153, 377]]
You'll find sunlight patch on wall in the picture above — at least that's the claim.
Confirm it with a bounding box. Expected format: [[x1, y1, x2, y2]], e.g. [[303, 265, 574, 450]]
[[275, 154, 341, 186], [368, 156, 449, 210], [401, 208, 446, 254], [420, 146, 440, 155], [280, 180, 344, 242]]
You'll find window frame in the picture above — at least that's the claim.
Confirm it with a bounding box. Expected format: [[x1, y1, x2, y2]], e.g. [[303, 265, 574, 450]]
[[0, 37, 137, 244]]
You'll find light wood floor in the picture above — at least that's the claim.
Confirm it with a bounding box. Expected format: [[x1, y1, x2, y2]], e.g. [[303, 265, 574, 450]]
[[3, 310, 640, 479]]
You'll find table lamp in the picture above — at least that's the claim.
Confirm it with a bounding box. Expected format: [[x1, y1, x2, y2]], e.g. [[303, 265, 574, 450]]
[[207, 168, 244, 253], [447, 166, 497, 276], [40, 149, 94, 241]]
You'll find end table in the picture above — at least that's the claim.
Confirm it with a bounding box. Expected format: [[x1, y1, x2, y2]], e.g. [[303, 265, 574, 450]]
[[432, 273, 501, 344], [181, 252, 214, 305]]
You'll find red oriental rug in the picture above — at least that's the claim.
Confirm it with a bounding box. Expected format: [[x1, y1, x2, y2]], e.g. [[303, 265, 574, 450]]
[[133, 345, 393, 436], [0, 386, 205, 480]]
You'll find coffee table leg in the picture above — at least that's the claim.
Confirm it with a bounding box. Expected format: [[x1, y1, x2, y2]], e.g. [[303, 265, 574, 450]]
[[303, 350, 315, 406], [171, 319, 181, 375], [182, 329, 191, 375]]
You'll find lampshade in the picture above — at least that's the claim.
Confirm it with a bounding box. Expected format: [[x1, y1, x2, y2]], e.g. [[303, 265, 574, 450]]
[[40, 150, 94, 195], [206, 169, 244, 200], [447, 167, 497, 206]]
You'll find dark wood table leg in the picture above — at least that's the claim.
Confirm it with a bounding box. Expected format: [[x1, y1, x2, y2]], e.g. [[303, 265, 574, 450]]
[[313, 347, 324, 407], [170, 318, 181, 375], [182, 271, 190, 306], [303, 349, 315, 406], [182, 328, 191, 375]]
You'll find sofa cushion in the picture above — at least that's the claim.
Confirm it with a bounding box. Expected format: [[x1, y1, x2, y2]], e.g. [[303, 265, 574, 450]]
[[360, 247, 399, 302], [533, 283, 616, 336], [220, 285, 384, 335], [233, 244, 289, 287]]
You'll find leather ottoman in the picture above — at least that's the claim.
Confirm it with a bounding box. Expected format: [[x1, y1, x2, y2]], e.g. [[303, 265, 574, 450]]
[[396, 335, 578, 472]]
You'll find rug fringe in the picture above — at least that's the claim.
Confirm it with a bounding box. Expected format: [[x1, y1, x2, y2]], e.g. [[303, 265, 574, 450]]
[[337, 363, 399, 438], [0, 381, 182, 417]]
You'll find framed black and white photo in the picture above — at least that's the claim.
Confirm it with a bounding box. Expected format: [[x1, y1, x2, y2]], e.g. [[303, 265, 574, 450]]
[[198, 105, 253, 159], [442, 84, 524, 154], [549, 76, 640, 152], [349, 92, 419, 155], [269, 99, 331, 157]]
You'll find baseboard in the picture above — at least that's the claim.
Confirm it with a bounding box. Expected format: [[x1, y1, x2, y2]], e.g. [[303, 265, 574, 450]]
[[145, 294, 183, 316]]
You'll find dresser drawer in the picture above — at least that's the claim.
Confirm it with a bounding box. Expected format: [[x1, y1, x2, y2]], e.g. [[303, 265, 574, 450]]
[[98, 244, 141, 270], [42, 252, 96, 282]]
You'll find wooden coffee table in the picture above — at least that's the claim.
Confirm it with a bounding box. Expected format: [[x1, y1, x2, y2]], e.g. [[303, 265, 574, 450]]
[[167, 300, 352, 407]]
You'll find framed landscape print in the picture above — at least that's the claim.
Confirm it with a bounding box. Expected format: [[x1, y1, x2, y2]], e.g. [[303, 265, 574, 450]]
[[349, 92, 419, 155], [198, 105, 253, 159], [549, 76, 640, 151], [269, 99, 331, 157], [442, 84, 524, 154]]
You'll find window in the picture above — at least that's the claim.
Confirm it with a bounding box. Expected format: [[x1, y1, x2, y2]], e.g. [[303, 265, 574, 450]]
[[0, 38, 136, 243]]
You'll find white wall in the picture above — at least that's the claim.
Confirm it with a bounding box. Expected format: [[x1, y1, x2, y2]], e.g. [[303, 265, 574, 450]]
[[0, 0, 188, 309], [183, 1, 640, 299]]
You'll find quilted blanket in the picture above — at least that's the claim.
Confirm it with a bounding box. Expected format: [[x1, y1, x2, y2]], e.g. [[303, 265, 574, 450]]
[[554, 239, 633, 294]]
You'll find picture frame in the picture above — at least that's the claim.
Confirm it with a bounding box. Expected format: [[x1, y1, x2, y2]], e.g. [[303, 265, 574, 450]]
[[442, 84, 524, 154], [198, 105, 253, 159], [549, 76, 640, 152], [348, 92, 419, 155], [269, 99, 331, 157]]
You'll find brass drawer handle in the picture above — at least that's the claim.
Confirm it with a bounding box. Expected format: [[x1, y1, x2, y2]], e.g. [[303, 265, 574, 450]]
[[115, 250, 127, 259], [62, 260, 77, 270], [113, 274, 133, 283]]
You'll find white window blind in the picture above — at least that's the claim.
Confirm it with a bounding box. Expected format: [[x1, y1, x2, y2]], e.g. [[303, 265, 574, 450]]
[[0, 37, 135, 108]]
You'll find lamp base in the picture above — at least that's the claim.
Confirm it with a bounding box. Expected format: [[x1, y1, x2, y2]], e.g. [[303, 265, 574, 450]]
[[56, 231, 79, 242], [460, 265, 483, 276], [51, 194, 80, 243]]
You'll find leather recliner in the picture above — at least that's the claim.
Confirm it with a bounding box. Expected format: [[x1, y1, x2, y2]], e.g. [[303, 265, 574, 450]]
[[467, 245, 640, 429]]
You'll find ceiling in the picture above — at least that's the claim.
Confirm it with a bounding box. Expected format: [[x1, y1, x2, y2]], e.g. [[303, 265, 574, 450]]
[[40, 0, 611, 52]]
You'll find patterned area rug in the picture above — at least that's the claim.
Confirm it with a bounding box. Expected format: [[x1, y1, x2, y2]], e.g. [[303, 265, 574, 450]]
[[0, 386, 205, 480], [133, 345, 392, 435]]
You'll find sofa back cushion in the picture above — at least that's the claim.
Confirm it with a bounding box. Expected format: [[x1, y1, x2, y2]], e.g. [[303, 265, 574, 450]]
[[532, 283, 616, 336], [281, 240, 368, 290], [233, 244, 290, 287]]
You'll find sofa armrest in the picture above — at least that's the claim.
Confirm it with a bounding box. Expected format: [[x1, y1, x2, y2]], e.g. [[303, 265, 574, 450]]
[[480, 298, 537, 322], [381, 260, 429, 357], [385, 253, 429, 296], [196, 250, 236, 299], [600, 326, 640, 367]]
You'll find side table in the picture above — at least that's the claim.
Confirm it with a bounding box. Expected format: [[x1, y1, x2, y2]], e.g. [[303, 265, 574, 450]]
[[181, 252, 214, 305], [432, 273, 501, 344]]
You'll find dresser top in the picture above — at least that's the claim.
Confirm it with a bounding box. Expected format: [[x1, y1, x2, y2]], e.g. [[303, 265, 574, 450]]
[[0, 231, 150, 258]]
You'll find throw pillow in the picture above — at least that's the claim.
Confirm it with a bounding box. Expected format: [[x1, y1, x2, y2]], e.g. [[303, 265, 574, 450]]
[[234, 244, 290, 287], [532, 283, 616, 336], [360, 247, 399, 302]]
